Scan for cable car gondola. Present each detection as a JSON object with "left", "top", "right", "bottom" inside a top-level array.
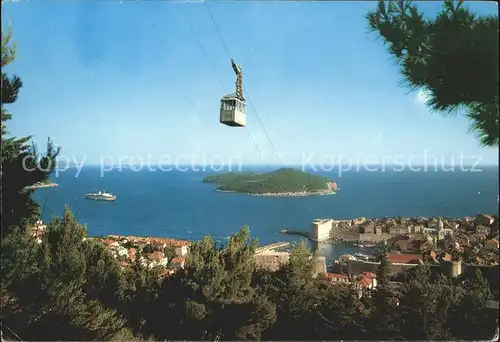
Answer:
[{"left": 220, "top": 59, "right": 246, "bottom": 127}]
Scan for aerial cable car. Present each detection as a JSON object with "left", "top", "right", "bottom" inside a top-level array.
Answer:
[{"left": 220, "top": 59, "right": 246, "bottom": 127}]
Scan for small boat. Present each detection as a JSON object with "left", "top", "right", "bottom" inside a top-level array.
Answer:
[
  {"left": 354, "top": 252, "right": 370, "bottom": 260},
  {"left": 363, "top": 244, "right": 376, "bottom": 248},
  {"left": 85, "top": 190, "right": 116, "bottom": 201}
]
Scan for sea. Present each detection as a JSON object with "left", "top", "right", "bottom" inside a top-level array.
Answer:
[{"left": 33, "top": 165, "right": 499, "bottom": 263}]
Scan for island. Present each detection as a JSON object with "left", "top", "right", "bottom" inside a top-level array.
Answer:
[{"left": 202, "top": 168, "right": 337, "bottom": 197}]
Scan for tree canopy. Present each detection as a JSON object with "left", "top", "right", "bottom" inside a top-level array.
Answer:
[
  {"left": 366, "top": 0, "right": 499, "bottom": 146},
  {"left": 1, "top": 24, "right": 60, "bottom": 237}
]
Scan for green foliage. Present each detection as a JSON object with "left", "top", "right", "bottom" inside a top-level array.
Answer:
[
  {"left": 366, "top": 0, "right": 499, "bottom": 146},
  {"left": 163, "top": 245, "right": 176, "bottom": 259},
  {"left": 1, "top": 26, "right": 60, "bottom": 237},
  {"left": 203, "top": 168, "right": 333, "bottom": 194},
  {"left": 1, "top": 207, "right": 136, "bottom": 340},
  {"left": 142, "top": 244, "right": 153, "bottom": 254},
  {"left": 122, "top": 240, "right": 137, "bottom": 249}
]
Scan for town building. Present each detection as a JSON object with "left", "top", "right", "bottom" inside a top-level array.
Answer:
[
  {"left": 102, "top": 239, "right": 119, "bottom": 248},
  {"left": 361, "top": 221, "right": 375, "bottom": 234},
  {"left": 387, "top": 253, "right": 423, "bottom": 265},
  {"left": 254, "top": 251, "right": 290, "bottom": 271},
  {"left": 128, "top": 248, "right": 136, "bottom": 262},
  {"left": 115, "top": 245, "right": 128, "bottom": 258},
  {"left": 353, "top": 217, "right": 366, "bottom": 225},
  {"left": 389, "top": 225, "right": 409, "bottom": 236},
  {"left": 323, "top": 273, "right": 349, "bottom": 284},
  {"left": 321, "top": 272, "right": 377, "bottom": 298},
  {"left": 159, "top": 269, "right": 175, "bottom": 280},
  {"left": 170, "top": 256, "right": 186, "bottom": 269},
  {"left": 409, "top": 225, "right": 423, "bottom": 234},
  {"left": 150, "top": 239, "right": 166, "bottom": 251},
  {"left": 147, "top": 251, "right": 168, "bottom": 269},
  {"left": 30, "top": 220, "right": 46, "bottom": 244},
  {"left": 484, "top": 239, "right": 499, "bottom": 251},
  {"left": 169, "top": 241, "right": 190, "bottom": 256},
  {"left": 476, "top": 225, "right": 491, "bottom": 236},
  {"left": 314, "top": 256, "right": 327, "bottom": 275}
]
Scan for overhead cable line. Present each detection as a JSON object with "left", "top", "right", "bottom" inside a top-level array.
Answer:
[
  {"left": 167, "top": 69, "right": 228, "bottom": 155},
  {"left": 204, "top": 1, "right": 285, "bottom": 167},
  {"left": 2, "top": 324, "right": 23, "bottom": 341},
  {"left": 181, "top": 6, "right": 228, "bottom": 94},
  {"left": 181, "top": 5, "right": 272, "bottom": 171}
]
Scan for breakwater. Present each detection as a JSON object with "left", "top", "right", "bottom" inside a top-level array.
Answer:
[
  {"left": 280, "top": 229, "right": 310, "bottom": 239},
  {"left": 279, "top": 229, "right": 387, "bottom": 245}
]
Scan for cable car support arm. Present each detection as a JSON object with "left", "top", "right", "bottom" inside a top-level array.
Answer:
[{"left": 231, "top": 59, "right": 245, "bottom": 102}]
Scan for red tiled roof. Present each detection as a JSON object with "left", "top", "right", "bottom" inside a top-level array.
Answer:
[
  {"left": 165, "top": 240, "right": 190, "bottom": 247},
  {"left": 102, "top": 239, "right": 115, "bottom": 245},
  {"left": 359, "top": 277, "right": 372, "bottom": 287},
  {"left": 128, "top": 248, "right": 136, "bottom": 254},
  {"left": 147, "top": 251, "right": 165, "bottom": 261},
  {"left": 159, "top": 269, "right": 176, "bottom": 279},
  {"left": 362, "top": 272, "right": 376, "bottom": 278},
  {"left": 387, "top": 253, "right": 421, "bottom": 264},
  {"left": 324, "top": 273, "right": 348, "bottom": 280},
  {"left": 150, "top": 239, "right": 166, "bottom": 245},
  {"left": 171, "top": 256, "right": 186, "bottom": 264},
  {"left": 130, "top": 236, "right": 190, "bottom": 247}
]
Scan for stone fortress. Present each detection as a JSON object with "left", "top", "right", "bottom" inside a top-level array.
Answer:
[{"left": 311, "top": 216, "right": 455, "bottom": 244}]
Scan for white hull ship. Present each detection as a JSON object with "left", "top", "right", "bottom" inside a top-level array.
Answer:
[{"left": 85, "top": 190, "right": 116, "bottom": 201}]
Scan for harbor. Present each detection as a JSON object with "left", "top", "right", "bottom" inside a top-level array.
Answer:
[
  {"left": 279, "top": 228, "right": 385, "bottom": 246},
  {"left": 279, "top": 227, "right": 383, "bottom": 267}
]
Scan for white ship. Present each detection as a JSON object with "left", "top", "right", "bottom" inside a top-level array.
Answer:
[{"left": 85, "top": 190, "right": 116, "bottom": 201}]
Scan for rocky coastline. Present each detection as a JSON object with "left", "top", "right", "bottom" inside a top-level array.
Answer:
[
  {"left": 249, "top": 190, "right": 336, "bottom": 197},
  {"left": 215, "top": 189, "right": 336, "bottom": 197},
  {"left": 24, "top": 182, "right": 59, "bottom": 190}
]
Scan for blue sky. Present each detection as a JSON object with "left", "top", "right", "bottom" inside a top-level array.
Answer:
[{"left": 2, "top": 0, "right": 499, "bottom": 166}]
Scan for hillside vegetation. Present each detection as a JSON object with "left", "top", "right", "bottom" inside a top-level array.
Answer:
[{"left": 202, "top": 168, "right": 334, "bottom": 194}]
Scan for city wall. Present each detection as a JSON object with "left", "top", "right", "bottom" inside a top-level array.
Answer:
[
  {"left": 311, "top": 218, "right": 391, "bottom": 242},
  {"left": 335, "top": 259, "right": 418, "bottom": 276},
  {"left": 335, "top": 260, "right": 499, "bottom": 296},
  {"left": 254, "top": 250, "right": 327, "bottom": 277}
]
